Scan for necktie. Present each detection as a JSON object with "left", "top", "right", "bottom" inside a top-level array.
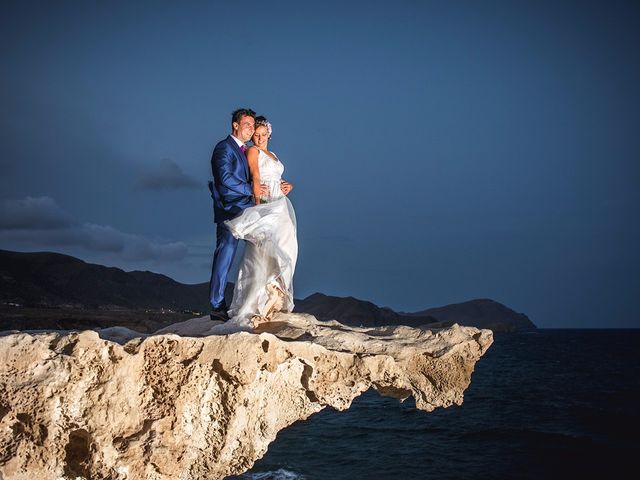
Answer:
[{"left": 240, "top": 145, "right": 246, "bottom": 153}]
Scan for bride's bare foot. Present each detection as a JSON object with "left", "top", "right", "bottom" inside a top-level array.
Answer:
[
  {"left": 252, "top": 282, "right": 287, "bottom": 330},
  {"left": 263, "top": 282, "right": 285, "bottom": 318},
  {"left": 251, "top": 315, "right": 268, "bottom": 330}
]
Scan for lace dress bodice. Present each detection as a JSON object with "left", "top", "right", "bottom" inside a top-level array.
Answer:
[{"left": 257, "top": 149, "right": 284, "bottom": 202}]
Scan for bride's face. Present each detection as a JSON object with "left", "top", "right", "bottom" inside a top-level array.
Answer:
[{"left": 252, "top": 126, "right": 270, "bottom": 149}]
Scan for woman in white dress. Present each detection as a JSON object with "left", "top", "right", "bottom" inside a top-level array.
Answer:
[{"left": 216, "top": 116, "right": 297, "bottom": 332}]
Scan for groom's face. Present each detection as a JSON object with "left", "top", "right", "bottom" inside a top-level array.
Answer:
[{"left": 233, "top": 115, "right": 255, "bottom": 143}]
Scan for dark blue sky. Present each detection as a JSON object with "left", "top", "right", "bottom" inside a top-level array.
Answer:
[{"left": 1, "top": 1, "right": 638, "bottom": 327}]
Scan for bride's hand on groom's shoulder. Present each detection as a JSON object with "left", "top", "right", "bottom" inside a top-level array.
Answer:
[{"left": 280, "top": 180, "right": 293, "bottom": 195}]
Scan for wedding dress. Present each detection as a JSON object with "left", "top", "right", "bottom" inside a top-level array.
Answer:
[{"left": 211, "top": 149, "right": 297, "bottom": 333}]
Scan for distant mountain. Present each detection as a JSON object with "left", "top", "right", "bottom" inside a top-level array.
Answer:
[
  {"left": 0, "top": 250, "right": 535, "bottom": 331},
  {"left": 0, "top": 249, "right": 211, "bottom": 312},
  {"left": 404, "top": 298, "right": 537, "bottom": 332},
  {"left": 295, "top": 292, "right": 437, "bottom": 327}
]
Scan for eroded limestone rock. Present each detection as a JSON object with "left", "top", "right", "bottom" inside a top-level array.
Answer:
[{"left": 0, "top": 313, "right": 492, "bottom": 479}]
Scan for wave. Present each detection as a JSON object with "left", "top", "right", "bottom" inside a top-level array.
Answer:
[{"left": 237, "top": 468, "right": 305, "bottom": 480}]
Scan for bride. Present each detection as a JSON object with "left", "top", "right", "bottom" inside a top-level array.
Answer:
[{"left": 213, "top": 116, "right": 297, "bottom": 332}]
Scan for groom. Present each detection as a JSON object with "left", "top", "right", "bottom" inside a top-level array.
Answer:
[{"left": 208, "top": 108, "right": 267, "bottom": 321}]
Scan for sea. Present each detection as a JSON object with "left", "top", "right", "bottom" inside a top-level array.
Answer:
[{"left": 230, "top": 329, "right": 640, "bottom": 480}]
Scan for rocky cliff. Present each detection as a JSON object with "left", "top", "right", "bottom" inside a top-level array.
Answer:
[{"left": 0, "top": 314, "right": 492, "bottom": 479}]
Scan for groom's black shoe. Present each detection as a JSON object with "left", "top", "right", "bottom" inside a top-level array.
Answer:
[{"left": 210, "top": 303, "right": 229, "bottom": 322}]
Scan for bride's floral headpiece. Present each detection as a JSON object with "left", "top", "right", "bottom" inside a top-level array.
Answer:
[{"left": 256, "top": 117, "right": 272, "bottom": 136}]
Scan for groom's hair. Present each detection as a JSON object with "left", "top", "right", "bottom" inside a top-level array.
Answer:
[{"left": 231, "top": 108, "right": 256, "bottom": 126}]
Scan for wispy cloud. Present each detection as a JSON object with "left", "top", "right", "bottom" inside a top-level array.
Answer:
[
  {"left": 0, "top": 196, "right": 72, "bottom": 229},
  {"left": 0, "top": 196, "right": 187, "bottom": 262},
  {"left": 136, "top": 159, "right": 201, "bottom": 191}
]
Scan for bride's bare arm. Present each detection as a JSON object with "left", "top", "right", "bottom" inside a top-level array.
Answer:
[{"left": 246, "top": 147, "right": 263, "bottom": 204}]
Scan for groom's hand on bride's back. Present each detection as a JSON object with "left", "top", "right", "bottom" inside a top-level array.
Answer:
[{"left": 280, "top": 180, "right": 293, "bottom": 195}]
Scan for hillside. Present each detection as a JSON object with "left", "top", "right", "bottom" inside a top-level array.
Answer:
[
  {"left": 0, "top": 250, "right": 536, "bottom": 331},
  {"left": 0, "top": 249, "right": 210, "bottom": 311},
  {"left": 406, "top": 298, "right": 537, "bottom": 332},
  {"left": 295, "top": 292, "right": 437, "bottom": 327}
]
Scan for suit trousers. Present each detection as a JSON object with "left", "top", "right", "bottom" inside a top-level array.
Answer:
[{"left": 209, "top": 222, "right": 239, "bottom": 308}]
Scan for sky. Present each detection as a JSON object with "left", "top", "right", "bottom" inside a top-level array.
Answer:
[{"left": 1, "top": 0, "right": 638, "bottom": 328}]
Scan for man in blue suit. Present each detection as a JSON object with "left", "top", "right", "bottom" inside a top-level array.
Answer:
[{"left": 208, "top": 108, "right": 267, "bottom": 321}]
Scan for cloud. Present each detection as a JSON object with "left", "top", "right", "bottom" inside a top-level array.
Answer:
[
  {"left": 137, "top": 159, "right": 201, "bottom": 191},
  {"left": 0, "top": 196, "right": 187, "bottom": 262},
  {"left": 80, "top": 224, "right": 187, "bottom": 261},
  {"left": 0, "top": 196, "right": 72, "bottom": 229}
]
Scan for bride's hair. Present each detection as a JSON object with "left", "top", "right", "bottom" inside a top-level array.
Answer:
[{"left": 254, "top": 116, "right": 272, "bottom": 136}]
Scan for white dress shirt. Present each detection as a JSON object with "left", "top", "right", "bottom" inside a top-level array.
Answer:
[{"left": 230, "top": 134, "right": 245, "bottom": 149}]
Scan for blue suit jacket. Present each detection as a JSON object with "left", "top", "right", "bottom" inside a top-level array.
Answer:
[{"left": 209, "top": 135, "right": 254, "bottom": 223}]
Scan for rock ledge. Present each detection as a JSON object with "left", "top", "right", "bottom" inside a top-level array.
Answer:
[{"left": 0, "top": 313, "right": 492, "bottom": 479}]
